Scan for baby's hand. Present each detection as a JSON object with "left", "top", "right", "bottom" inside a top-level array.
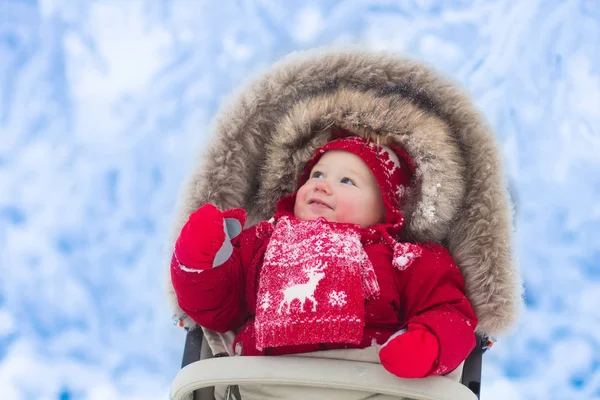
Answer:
[
  {"left": 378, "top": 323, "right": 439, "bottom": 378},
  {"left": 172, "top": 204, "right": 247, "bottom": 271}
]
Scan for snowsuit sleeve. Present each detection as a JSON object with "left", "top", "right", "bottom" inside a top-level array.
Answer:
[
  {"left": 170, "top": 227, "right": 262, "bottom": 333},
  {"left": 396, "top": 242, "right": 478, "bottom": 376}
]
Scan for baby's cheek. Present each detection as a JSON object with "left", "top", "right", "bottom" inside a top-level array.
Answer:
[
  {"left": 294, "top": 203, "right": 310, "bottom": 220},
  {"left": 334, "top": 199, "right": 357, "bottom": 223},
  {"left": 293, "top": 187, "right": 308, "bottom": 214}
]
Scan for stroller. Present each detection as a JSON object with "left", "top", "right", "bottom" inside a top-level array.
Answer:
[{"left": 166, "top": 49, "right": 522, "bottom": 400}]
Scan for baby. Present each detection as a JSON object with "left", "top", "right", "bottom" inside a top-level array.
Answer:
[{"left": 171, "top": 134, "right": 478, "bottom": 378}]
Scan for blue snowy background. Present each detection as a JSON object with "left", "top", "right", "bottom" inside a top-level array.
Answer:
[{"left": 1, "top": 0, "right": 599, "bottom": 399}]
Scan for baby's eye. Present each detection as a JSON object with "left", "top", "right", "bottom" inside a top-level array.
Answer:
[
  {"left": 340, "top": 177, "right": 356, "bottom": 186},
  {"left": 312, "top": 171, "right": 324, "bottom": 179}
]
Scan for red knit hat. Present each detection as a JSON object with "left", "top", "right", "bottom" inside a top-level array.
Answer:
[{"left": 298, "top": 135, "right": 415, "bottom": 227}]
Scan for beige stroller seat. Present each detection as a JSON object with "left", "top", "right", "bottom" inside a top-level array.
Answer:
[{"left": 165, "top": 48, "right": 522, "bottom": 400}]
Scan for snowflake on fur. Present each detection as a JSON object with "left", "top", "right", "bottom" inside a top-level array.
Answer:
[
  {"left": 260, "top": 291, "right": 272, "bottom": 311},
  {"left": 328, "top": 290, "right": 348, "bottom": 307}
]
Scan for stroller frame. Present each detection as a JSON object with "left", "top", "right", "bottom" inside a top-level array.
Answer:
[{"left": 172, "top": 329, "right": 488, "bottom": 400}]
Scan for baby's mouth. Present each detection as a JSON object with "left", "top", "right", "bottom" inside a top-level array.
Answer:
[{"left": 309, "top": 199, "right": 333, "bottom": 210}]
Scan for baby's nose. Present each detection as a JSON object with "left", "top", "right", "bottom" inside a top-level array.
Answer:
[{"left": 315, "top": 180, "right": 332, "bottom": 194}]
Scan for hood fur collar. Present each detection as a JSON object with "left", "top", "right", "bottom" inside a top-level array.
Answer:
[{"left": 166, "top": 48, "right": 522, "bottom": 338}]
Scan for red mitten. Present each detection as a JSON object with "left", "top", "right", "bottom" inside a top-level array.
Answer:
[
  {"left": 379, "top": 323, "right": 439, "bottom": 378},
  {"left": 172, "top": 204, "right": 247, "bottom": 271}
]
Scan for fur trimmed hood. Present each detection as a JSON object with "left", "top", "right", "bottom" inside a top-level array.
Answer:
[{"left": 165, "top": 48, "right": 522, "bottom": 338}]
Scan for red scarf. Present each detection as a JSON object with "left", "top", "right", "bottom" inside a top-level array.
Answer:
[{"left": 254, "top": 216, "right": 380, "bottom": 350}]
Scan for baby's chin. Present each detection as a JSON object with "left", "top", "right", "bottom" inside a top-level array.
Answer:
[
  {"left": 295, "top": 209, "right": 376, "bottom": 228},
  {"left": 294, "top": 210, "right": 335, "bottom": 223}
]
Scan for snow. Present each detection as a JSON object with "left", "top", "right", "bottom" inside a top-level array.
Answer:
[
  {"left": 1, "top": 1, "right": 599, "bottom": 399},
  {"left": 392, "top": 243, "right": 422, "bottom": 270}
]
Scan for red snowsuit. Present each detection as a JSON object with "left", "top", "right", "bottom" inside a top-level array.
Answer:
[{"left": 171, "top": 201, "right": 478, "bottom": 376}]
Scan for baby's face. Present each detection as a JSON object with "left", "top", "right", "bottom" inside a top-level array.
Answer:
[{"left": 294, "top": 150, "right": 385, "bottom": 228}]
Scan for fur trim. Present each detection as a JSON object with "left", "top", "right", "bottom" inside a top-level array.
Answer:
[{"left": 166, "top": 48, "right": 522, "bottom": 338}]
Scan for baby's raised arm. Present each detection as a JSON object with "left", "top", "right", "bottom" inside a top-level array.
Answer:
[{"left": 170, "top": 204, "right": 249, "bottom": 332}]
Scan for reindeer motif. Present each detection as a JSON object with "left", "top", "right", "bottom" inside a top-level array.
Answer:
[{"left": 278, "top": 261, "right": 327, "bottom": 314}]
